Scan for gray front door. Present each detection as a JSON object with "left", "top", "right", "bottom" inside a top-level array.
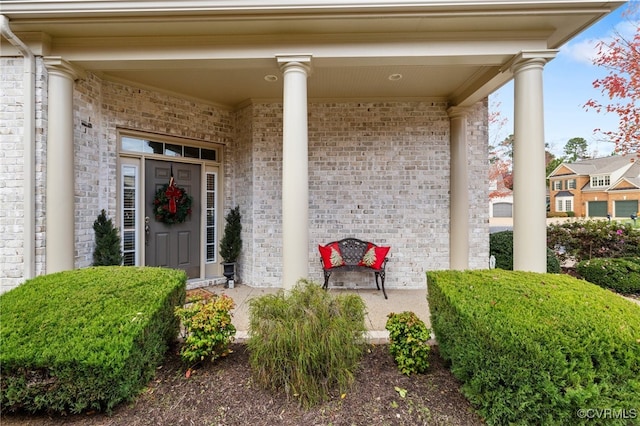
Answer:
[{"left": 145, "top": 159, "right": 201, "bottom": 279}]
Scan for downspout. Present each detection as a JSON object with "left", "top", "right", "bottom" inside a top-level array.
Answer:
[{"left": 1, "top": 15, "right": 36, "bottom": 280}]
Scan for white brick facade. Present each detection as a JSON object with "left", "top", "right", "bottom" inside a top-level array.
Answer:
[
  {"left": 1, "top": 60, "right": 489, "bottom": 292},
  {"left": 0, "top": 57, "right": 47, "bottom": 292}
]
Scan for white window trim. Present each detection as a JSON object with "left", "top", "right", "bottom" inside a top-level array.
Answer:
[
  {"left": 120, "top": 159, "right": 140, "bottom": 266},
  {"left": 556, "top": 196, "right": 574, "bottom": 212}
]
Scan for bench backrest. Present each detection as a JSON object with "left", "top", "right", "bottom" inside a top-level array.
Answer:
[{"left": 327, "top": 238, "right": 371, "bottom": 266}]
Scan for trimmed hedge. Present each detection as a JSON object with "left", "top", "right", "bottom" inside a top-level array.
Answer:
[
  {"left": 576, "top": 257, "right": 640, "bottom": 294},
  {"left": 0, "top": 266, "right": 186, "bottom": 414},
  {"left": 490, "top": 230, "right": 561, "bottom": 273},
  {"left": 427, "top": 270, "right": 640, "bottom": 425}
]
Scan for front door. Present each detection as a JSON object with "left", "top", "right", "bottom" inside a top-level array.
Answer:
[{"left": 145, "top": 159, "right": 201, "bottom": 279}]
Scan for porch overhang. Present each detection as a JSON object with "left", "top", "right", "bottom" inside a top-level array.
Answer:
[{"left": 1, "top": 0, "right": 625, "bottom": 108}]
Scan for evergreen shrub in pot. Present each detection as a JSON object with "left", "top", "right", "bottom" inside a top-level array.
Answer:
[{"left": 219, "top": 206, "right": 242, "bottom": 285}]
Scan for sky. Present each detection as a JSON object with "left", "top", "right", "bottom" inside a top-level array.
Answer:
[{"left": 489, "top": 2, "right": 638, "bottom": 159}]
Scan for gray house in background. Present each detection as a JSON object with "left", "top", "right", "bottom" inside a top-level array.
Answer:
[{"left": 0, "top": 0, "right": 625, "bottom": 293}]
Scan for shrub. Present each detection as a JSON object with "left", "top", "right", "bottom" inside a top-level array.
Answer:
[
  {"left": 0, "top": 266, "right": 186, "bottom": 414},
  {"left": 385, "top": 311, "right": 431, "bottom": 375},
  {"left": 92, "top": 209, "right": 122, "bottom": 266},
  {"left": 547, "top": 219, "right": 640, "bottom": 264},
  {"left": 219, "top": 206, "right": 242, "bottom": 263},
  {"left": 247, "top": 280, "right": 367, "bottom": 408},
  {"left": 489, "top": 230, "right": 561, "bottom": 273},
  {"left": 175, "top": 293, "right": 236, "bottom": 366},
  {"left": 427, "top": 270, "right": 640, "bottom": 426},
  {"left": 576, "top": 257, "right": 640, "bottom": 294},
  {"left": 547, "top": 212, "right": 568, "bottom": 218}
]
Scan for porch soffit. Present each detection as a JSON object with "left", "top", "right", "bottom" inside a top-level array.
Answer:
[{"left": 1, "top": 0, "right": 626, "bottom": 108}]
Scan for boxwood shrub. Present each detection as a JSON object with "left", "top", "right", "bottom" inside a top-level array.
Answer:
[
  {"left": 0, "top": 266, "right": 186, "bottom": 414},
  {"left": 427, "top": 269, "right": 640, "bottom": 425},
  {"left": 490, "top": 230, "right": 561, "bottom": 273},
  {"left": 576, "top": 257, "right": 640, "bottom": 294}
]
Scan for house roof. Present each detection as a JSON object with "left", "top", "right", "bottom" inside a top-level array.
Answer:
[
  {"left": 549, "top": 153, "right": 640, "bottom": 178},
  {"left": 1, "top": 0, "right": 626, "bottom": 108},
  {"left": 610, "top": 162, "right": 640, "bottom": 190},
  {"left": 552, "top": 153, "right": 640, "bottom": 191}
]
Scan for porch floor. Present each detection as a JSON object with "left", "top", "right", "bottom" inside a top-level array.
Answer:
[{"left": 192, "top": 283, "right": 430, "bottom": 344}]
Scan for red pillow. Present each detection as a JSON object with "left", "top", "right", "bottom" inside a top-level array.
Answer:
[
  {"left": 318, "top": 243, "right": 345, "bottom": 268},
  {"left": 359, "top": 244, "right": 390, "bottom": 270}
]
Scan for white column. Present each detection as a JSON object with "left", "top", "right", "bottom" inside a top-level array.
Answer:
[
  {"left": 511, "top": 51, "right": 556, "bottom": 272},
  {"left": 278, "top": 55, "right": 312, "bottom": 290},
  {"left": 448, "top": 106, "right": 470, "bottom": 270},
  {"left": 44, "top": 58, "right": 81, "bottom": 273}
]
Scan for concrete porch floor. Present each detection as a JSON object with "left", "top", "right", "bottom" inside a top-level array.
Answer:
[{"left": 191, "top": 283, "right": 430, "bottom": 344}]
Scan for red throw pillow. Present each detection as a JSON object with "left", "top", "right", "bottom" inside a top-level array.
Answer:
[
  {"left": 359, "top": 244, "right": 390, "bottom": 270},
  {"left": 318, "top": 243, "right": 345, "bottom": 268}
]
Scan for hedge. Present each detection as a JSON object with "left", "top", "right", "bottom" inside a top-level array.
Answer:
[
  {"left": 0, "top": 266, "right": 186, "bottom": 414},
  {"left": 427, "top": 270, "right": 640, "bottom": 425},
  {"left": 547, "top": 220, "right": 640, "bottom": 264},
  {"left": 576, "top": 257, "right": 640, "bottom": 294},
  {"left": 489, "top": 230, "right": 561, "bottom": 273}
]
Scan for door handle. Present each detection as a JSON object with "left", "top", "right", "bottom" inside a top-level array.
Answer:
[{"left": 145, "top": 216, "right": 150, "bottom": 246}]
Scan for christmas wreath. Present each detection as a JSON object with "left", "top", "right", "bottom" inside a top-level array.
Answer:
[{"left": 153, "top": 179, "right": 193, "bottom": 225}]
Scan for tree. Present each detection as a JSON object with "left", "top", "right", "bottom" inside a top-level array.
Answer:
[
  {"left": 563, "top": 137, "right": 589, "bottom": 162},
  {"left": 489, "top": 134, "right": 514, "bottom": 199},
  {"left": 93, "top": 209, "right": 122, "bottom": 266},
  {"left": 219, "top": 206, "right": 242, "bottom": 263},
  {"left": 584, "top": 5, "right": 640, "bottom": 154},
  {"left": 545, "top": 156, "right": 563, "bottom": 186}
]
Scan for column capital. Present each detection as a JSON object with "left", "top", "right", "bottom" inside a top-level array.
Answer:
[
  {"left": 276, "top": 54, "right": 312, "bottom": 73},
  {"left": 44, "top": 56, "right": 85, "bottom": 80},
  {"left": 447, "top": 105, "right": 471, "bottom": 119},
  {"left": 502, "top": 50, "right": 558, "bottom": 74}
]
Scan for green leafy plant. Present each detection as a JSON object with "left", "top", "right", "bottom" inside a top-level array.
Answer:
[
  {"left": 219, "top": 206, "right": 242, "bottom": 263},
  {"left": 247, "top": 280, "right": 367, "bottom": 408},
  {"left": 0, "top": 267, "right": 185, "bottom": 414},
  {"left": 175, "top": 293, "right": 236, "bottom": 366},
  {"left": 385, "top": 311, "right": 431, "bottom": 375},
  {"left": 547, "top": 219, "right": 640, "bottom": 264},
  {"left": 92, "top": 209, "right": 123, "bottom": 266},
  {"left": 490, "top": 230, "right": 561, "bottom": 272},
  {"left": 427, "top": 269, "right": 640, "bottom": 425},
  {"left": 576, "top": 257, "right": 640, "bottom": 294}
]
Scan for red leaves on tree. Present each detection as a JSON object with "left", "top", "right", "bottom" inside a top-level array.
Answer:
[{"left": 584, "top": 8, "right": 640, "bottom": 154}]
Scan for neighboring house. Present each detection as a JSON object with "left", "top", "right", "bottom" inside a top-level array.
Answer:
[
  {"left": 548, "top": 153, "right": 640, "bottom": 218},
  {"left": 489, "top": 167, "right": 513, "bottom": 218},
  {"left": 0, "top": 1, "right": 625, "bottom": 293}
]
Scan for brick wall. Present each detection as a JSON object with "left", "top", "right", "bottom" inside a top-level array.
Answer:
[
  {"left": 73, "top": 76, "right": 235, "bottom": 270},
  {"left": 237, "top": 100, "right": 489, "bottom": 288},
  {"left": 0, "top": 57, "right": 47, "bottom": 293},
  {"left": 2, "top": 64, "right": 489, "bottom": 292}
]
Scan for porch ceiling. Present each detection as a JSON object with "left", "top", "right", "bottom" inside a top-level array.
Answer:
[{"left": 1, "top": 0, "right": 625, "bottom": 108}]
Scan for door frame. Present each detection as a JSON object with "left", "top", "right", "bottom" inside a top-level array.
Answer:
[{"left": 116, "top": 129, "right": 224, "bottom": 280}]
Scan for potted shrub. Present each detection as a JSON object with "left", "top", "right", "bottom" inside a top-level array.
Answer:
[
  {"left": 219, "top": 206, "right": 242, "bottom": 286},
  {"left": 93, "top": 209, "right": 123, "bottom": 266}
]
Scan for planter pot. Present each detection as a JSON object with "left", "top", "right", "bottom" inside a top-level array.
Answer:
[{"left": 222, "top": 262, "right": 236, "bottom": 287}]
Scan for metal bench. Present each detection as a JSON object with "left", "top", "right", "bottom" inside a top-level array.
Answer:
[{"left": 318, "top": 238, "right": 390, "bottom": 299}]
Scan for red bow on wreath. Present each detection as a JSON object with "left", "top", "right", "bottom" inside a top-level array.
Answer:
[
  {"left": 152, "top": 165, "right": 193, "bottom": 225},
  {"left": 165, "top": 175, "right": 181, "bottom": 214}
]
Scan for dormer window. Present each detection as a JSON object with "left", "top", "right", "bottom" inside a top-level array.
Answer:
[{"left": 591, "top": 175, "right": 610, "bottom": 188}]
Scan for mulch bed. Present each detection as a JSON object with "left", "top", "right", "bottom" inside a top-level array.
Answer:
[{"left": 1, "top": 343, "right": 484, "bottom": 426}]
